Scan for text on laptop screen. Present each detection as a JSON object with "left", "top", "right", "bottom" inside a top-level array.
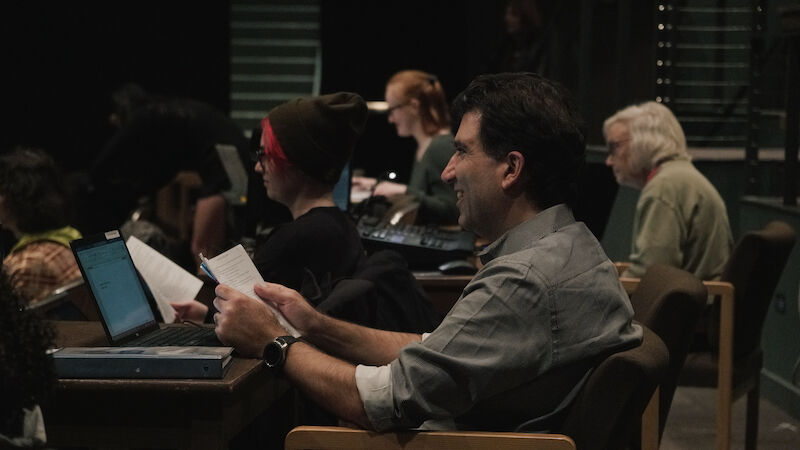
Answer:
[{"left": 75, "top": 238, "right": 155, "bottom": 338}]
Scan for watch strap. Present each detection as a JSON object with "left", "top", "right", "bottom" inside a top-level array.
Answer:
[
  {"left": 276, "top": 335, "right": 300, "bottom": 347},
  {"left": 263, "top": 335, "right": 302, "bottom": 371}
]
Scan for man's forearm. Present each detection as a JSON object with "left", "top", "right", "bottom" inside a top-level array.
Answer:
[
  {"left": 283, "top": 342, "right": 373, "bottom": 429},
  {"left": 307, "top": 312, "right": 421, "bottom": 366}
]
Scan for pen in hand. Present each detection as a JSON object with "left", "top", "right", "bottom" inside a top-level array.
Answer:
[{"left": 198, "top": 253, "right": 218, "bottom": 283}]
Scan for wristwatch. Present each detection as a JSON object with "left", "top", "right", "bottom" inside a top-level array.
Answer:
[{"left": 262, "top": 335, "right": 301, "bottom": 371}]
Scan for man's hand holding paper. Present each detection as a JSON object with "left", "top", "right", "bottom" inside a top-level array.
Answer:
[
  {"left": 253, "top": 282, "right": 320, "bottom": 334},
  {"left": 214, "top": 282, "right": 320, "bottom": 358},
  {"left": 212, "top": 283, "right": 283, "bottom": 357},
  {"left": 203, "top": 245, "right": 301, "bottom": 338}
]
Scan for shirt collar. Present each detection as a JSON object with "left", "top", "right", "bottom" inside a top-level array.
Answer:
[
  {"left": 645, "top": 157, "right": 682, "bottom": 185},
  {"left": 479, "top": 204, "right": 576, "bottom": 265},
  {"left": 646, "top": 166, "right": 660, "bottom": 184}
]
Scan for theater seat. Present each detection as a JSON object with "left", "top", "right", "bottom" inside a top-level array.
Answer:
[{"left": 285, "top": 326, "right": 669, "bottom": 450}]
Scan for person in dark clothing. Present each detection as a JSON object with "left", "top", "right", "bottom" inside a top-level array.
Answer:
[
  {"left": 486, "top": 0, "right": 547, "bottom": 74},
  {"left": 252, "top": 208, "right": 363, "bottom": 302},
  {"left": 0, "top": 269, "right": 56, "bottom": 447},
  {"left": 86, "top": 83, "right": 250, "bottom": 264},
  {"left": 172, "top": 92, "right": 370, "bottom": 321},
  {"left": 484, "top": 1, "right": 579, "bottom": 91},
  {"left": 174, "top": 93, "right": 437, "bottom": 434}
]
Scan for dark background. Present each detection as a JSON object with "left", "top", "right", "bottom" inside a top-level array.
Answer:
[
  {"left": 1, "top": 2, "right": 231, "bottom": 170},
  {"left": 1, "top": 1, "right": 654, "bottom": 172},
  {"left": 1, "top": 0, "right": 655, "bottom": 240},
  {"left": 319, "top": 1, "right": 504, "bottom": 181}
]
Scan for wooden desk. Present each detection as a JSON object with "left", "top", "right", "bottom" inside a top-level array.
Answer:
[
  {"left": 414, "top": 272, "right": 473, "bottom": 319},
  {"left": 44, "top": 321, "right": 289, "bottom": 450}
]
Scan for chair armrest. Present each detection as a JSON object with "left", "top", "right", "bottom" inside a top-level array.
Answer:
[
  {"left": 26, "top": 277, "right": 85, "bottom": 318},
  {"left": 26, "top": 290, "right": 71, "bottom": 317},
  {"left": 641, "top": 387, "right": 660, "bottom": 450},
  {"left": 285, "top": 426, "right": 576, "bottom": 450},
  {"left": 703, "top": 280, "right": 735, "bottom": 450},
  {"left": 615, "top": 261, "right": 637, "bottom": 295},
  {"left": 619, "top": 276, "right": 640, "bottom": 295}
]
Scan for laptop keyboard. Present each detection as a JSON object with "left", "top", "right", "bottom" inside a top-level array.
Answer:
[{"left": 128, "top": 327, "right": 220, "bottom": 347}]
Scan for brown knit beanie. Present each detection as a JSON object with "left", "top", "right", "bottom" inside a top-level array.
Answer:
[{"left": 268, "top": 92, "right": 368, "bottom": 184}]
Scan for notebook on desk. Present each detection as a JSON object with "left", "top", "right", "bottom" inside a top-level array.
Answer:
[{"left": 70, "top": 230, "right": 221, "bottom": 347}]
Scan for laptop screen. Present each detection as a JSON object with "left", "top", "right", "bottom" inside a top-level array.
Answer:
[
  {"left": 72, "top": 231, "right": 157, "bottom": 341},
  {"left": 332, "top": 162, "right": 351, "bottom": 212}
]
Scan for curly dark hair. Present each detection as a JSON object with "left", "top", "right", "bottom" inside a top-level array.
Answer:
[
  {"left": 0, "top": 148, "right": 74, "bottom": 234},
  {"left": 451, "top": 72, "right": 586, "bottom": 210},
  {"left": 0, "top": 269, "right": 56, "bottom": 437}
]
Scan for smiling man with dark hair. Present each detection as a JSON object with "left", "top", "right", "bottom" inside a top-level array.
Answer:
[{"left": 212, "top": 73, "right": 641, "bottom": 432}]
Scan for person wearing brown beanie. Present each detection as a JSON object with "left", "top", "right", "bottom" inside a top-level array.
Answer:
[
  {"left": 175, "top": 93, "right": 439, "bottom": 431},
  {"left": 172, "top": 92, "right": 368, "bottom": 319}
]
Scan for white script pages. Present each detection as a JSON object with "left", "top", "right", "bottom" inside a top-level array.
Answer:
[
  {"left": 126, "top": 236, "right": 203, "bottom": 324},
  {"left": 202, "top": 244, "right": 301, "bottom": 337}
]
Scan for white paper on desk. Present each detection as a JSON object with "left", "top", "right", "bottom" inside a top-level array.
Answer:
[
  {"left": 206, "top": 244, "right": 301, "bottom": 337},
  {"left": 126, "top": 236, "right": 203, "bottom": 324}
]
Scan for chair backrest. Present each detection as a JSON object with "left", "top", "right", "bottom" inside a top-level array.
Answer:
[
  {"left": 629, "top": 264, "right": 708, "bottom": 438},
  {"left": 380, "top": 194, "right": 420, "bottom": 226},
  {"left": 558, "top": 326, "right": 669, "bottom": 450},
  {"left": 27, "top": 278, "right": 97, "bottom": 321},
  {"left": 285, "top": 426, "right": 578, "bottom": 450},
  {"left": 718, "top": 221, "right": 796, "bottom": 358}
]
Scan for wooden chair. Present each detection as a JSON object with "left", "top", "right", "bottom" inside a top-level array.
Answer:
[
  {"left": 286, "top": 427, "right": 576, "bottom": 450},
  {"left": 619, "top": 265, "right": 735, "bottom": 450},
  {"left": 623, "top": 264, "right": 708, "bottom": 442},
  {"left": 681, "top": 221, "right": 795, "bottom": 450},
  {"left": 285, "top": 327, "right": 669, "bottom": 450},
  {"left": 618, "top": 220, "right": 796, "bottom": 450}
]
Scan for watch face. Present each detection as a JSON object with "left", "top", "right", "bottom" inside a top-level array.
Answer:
[{"left": 263, "top": 341, "right": 283, "bottom": 367}]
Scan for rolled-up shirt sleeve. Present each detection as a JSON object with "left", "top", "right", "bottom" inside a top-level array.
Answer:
[
  {"left": 354, "top": 333, "right": 433, "bottom": 431},
  {"left": 355, "top": 364, "right": 395, "bottom": 431}
]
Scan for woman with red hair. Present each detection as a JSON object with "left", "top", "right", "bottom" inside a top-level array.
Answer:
[
  {"left": 172, "top": 92, "right": 368, "bottom": 321},
  {"left": 353, "top": 70, "right": 459, "bottom": 225}
]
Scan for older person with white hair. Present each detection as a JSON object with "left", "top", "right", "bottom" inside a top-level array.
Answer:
[{"left": 604, "top": 101, "right": 733, "bottom": 280}]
